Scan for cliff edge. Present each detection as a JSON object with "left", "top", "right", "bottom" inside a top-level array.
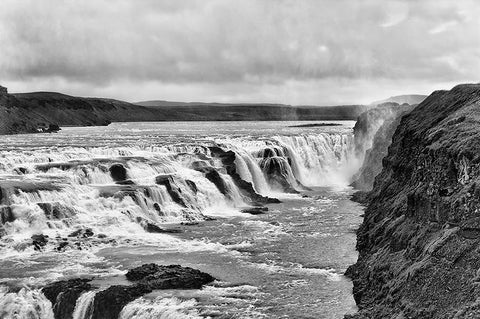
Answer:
[{"left": 347, "top": 84, "right": 480, "bottom": 318}]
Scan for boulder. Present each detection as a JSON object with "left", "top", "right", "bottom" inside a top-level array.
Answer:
[
  {"left": 31, "top": 234, "right": 49, "bottom": 251},
  {"left": 47, "top": 124, "right": 61, "bottom": 133},
  {"left": 126, "top": 263, "right": 215, "bottom": 289},
  {"left": 68, "top": 228, "right": 94, "bottom": 238},
  {"left": 42, "top": 263, "right": 214, "bottom": 319},
  {"left": 241, "top": 206, "right": 269, "bottom": 215},
  {"left": 109, "top": 164, "right": 128, "bottom": 183},
  {"left": 144, "top": 222, "right": 182, "bottom": 234}
]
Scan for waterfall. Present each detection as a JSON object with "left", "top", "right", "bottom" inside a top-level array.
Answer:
[
  {"left": 0, "top": 287, "right": 54, "bottom": 319},
  {"left": 0, "top": 131, "right": 358, "bottom": 250},
  {"left": 119, "top": 297, "right": 202, "bottom": 319},
  {"left": 234, "top": 149, "right": 270, "bottom": 195},
  {"left": 72, "top": 291, "right": 96, "bottom": 319},
  {"left": 271, "top": 134, "right": 360, "bottom": 186}
]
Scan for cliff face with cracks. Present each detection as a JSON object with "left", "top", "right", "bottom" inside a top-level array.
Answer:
[{"left": 347, "top": 84, "right": 480, "bottom": 318}]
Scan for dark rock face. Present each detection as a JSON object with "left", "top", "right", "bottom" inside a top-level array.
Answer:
[
  {"left": 144, "top": 222, "right": 182, "bottom": 233},
  {"left": 347, "top": 84, "right": 480, "bottom": 318},
  {"left": 41, "top": 264, "right": 214, "bottom": 319},
  {"left": 0, "top": 85, "right": 7, "bottom": 95},
  {"left": 259, "top": 156, "right": 298, "bottom": 193},
  {"left": 126, "top": 263, "right": 215, "bottom": 289},
  {"left": 31, "top": 234, "right": 49, "bottom": 251},
  {"left": 351, "top": 104, "right": 415, "bottom": 191},
  {"left": 0, "top": 206, "right": 14, "bottom": 224},
  {"left": 42, "top": 278, "right": 92, "bottom": 319},
  {"left": 68, "top": 228, "right": 94, "bottom": 238},
  {"left": 91, "top": 285, "right": 151, "bottom": 319},
  {"left": 109, "top": 164, "right": 128, "bottom": 182},
  {"left": 241, "top": 207, "right": 269, "bottom": 215},
  {"left": 47, "top": 123, "right": 61, "bottom": 132}
]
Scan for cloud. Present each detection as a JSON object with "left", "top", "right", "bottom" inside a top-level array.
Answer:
[{"left": 0, "top": 0, "right": 479, "bottom": 104}]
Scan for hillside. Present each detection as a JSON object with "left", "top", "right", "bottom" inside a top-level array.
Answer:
[
  {"left": 370, "top": 94, "right": 427, "bottom": 106},
  {"left": 136, "top": 100, "right": 368, "bottom": 121},
  {"left": 0, "top": 85, "right": 426, "bottom": 135},
  {"left": 347, "top": 84, "right": 480, "bottom": 318},
  {"left": 0, "top": 85, "right": 372, "bottom": 135},
  {"left": 0, "top": 87, "right": 166, "bottom": 134},
  {"left": 13, "top": 92, "right": 161, "bottom": 126}
]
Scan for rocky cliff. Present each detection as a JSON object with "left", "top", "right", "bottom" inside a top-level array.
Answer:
[{"left": 347, "top": 84, "right": 480, "bottom": 318}]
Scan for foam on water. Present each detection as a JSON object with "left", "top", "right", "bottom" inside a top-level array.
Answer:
[
  {"left": 0, "top": 287, "right": 54, "bottom": 319},
  {"left": 0, "top": 121, "right": 363, "bottom": 318},
  {"left": 119, "top": 297, "right": 202, "bottom": 319}
]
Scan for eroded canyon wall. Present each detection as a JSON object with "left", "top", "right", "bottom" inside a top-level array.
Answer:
[{"left": 347, "top": 84, "right": 480, "bottom": 318}]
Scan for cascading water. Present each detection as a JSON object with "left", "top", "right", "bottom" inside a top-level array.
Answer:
[
  {"left": 0, "top": 120, "right": 364, "bottom": 319},
  {"left": 0, "top": 287, "right": 54, "bottom": 319},
  {"left": 72, "top": 291, "right": 96, "bottom": 319}
]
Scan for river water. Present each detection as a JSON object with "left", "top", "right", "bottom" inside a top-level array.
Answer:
[{"left": 0, "top": 121, "right": 364, "bottom": 318}]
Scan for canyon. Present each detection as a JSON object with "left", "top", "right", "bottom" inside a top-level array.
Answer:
[{"left": 347, "top": 83, "right": 480, "bottom": 318}]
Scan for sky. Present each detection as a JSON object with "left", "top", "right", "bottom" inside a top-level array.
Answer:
[{"left": 0, "top": 0, "right": 479, "bottom": 105}]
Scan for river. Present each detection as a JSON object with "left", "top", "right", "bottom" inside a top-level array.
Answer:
[{"left": 0, "top": 121, "right": 364, "bottom": 318}]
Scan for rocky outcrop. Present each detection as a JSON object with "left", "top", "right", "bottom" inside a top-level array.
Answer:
[
  {"left": 352, "top": 104, "right": 415, "bottom": 191},
  {"left": 108, "top": 163, "right": 134, "bottom": 185},
  {"left": 347, "top": 84, "right": 480, "bottom": 318},
  {"left": 126, "top": 263, "right": 215, "bottom": 289},
  {"left": 42, "top": 278, "right": 93, "bottom": 319},
  {"left": 260, "top": 156, "right": 299, "bottom": 193},
  {"left": 42, "top": 263, "right": 214, "bottom": 319},
  {"left": 31, "top": 234, "right": 49, "bottom": 251},
  {"left": 91, "top": 284, "right": 151, "bottom": 319}
]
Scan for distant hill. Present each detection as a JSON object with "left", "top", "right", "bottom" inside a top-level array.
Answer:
[
  {"left": 0, "top": 89, "right": 162, "bottom": 134},
  {"left": 370, "top": 94, "right": 427, "bottom": 106},
  {"left": 0, "top": 85, "right": 370, "bottom": 135},
  {"left": 136, "top": 100, "right": 287, "bottom": 108},
  {"left": 135, "top": 100, "right": 368, "bottom": 121}
]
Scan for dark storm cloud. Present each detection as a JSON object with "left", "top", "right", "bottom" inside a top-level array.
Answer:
[{"left": 0, "top": 0, "right": 479, "bottom": 104}]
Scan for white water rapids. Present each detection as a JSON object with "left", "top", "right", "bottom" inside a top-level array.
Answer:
[{"left": 0, "top": 121, "right": 364, "bottom": 319}]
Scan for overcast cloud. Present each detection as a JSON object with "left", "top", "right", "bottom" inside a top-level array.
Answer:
[{"left": 0, "top": 0, "right": 479, "bottom": 104}]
